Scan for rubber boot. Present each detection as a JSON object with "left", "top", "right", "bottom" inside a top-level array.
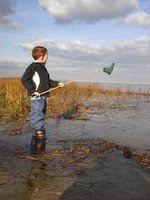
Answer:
[
  {"left": 30, "top": 136, "right": 46, "bottom": 154},
  {"left": 32, "top": 129, "right": 46, "bottom": 140},
  {"left": 30, "top": 129, "right": 46, "bottom": 154}
]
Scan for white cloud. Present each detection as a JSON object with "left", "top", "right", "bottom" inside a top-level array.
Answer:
[
  {"left": 38, "top": 0, "right": 150, "bottom": 27},
  {"left": 2, "top": 35, "right": 150, "bottom": 83},
  {"left": 0, "top": 0, "right": 21, "bottom": 30},
  {"left": 0, "top": 15, "right": 21, "bottom": 30},
  {"left": 17, "top": 36, "right": 150, "bottom": 68},
  {"left": 15, "top": 36, "right": 150, "bottom": 83},
  {"left": 114, "top": 11, "right": 150, "bottom": 27},
  {"left": 38, "top": 0, "right": 137, "bottom": 23}
]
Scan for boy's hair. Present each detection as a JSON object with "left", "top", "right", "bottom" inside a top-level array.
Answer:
[{"left": 32, "top": 46, "right": 48, "bottom": 60}]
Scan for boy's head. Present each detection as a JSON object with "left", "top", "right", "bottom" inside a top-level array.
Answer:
[{"left": 32, "top": 46, "right": 48, "bottom": 63}]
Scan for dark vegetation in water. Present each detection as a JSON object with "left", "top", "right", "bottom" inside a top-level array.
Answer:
[
  {"left": 16, "top": 139, "right": 150, "bottom": 170},
  {"left": 123, "top": 148, "right": 150, "bottom": 168}
]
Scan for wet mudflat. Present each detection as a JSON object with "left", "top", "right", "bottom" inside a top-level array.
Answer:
[{"left": 0, "top": 96, "right": 150, "bottom": 200}]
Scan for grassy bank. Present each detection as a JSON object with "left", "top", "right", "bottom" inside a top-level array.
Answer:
[{"left": 0, "top": 77, "right": 149, "bottom": 122}]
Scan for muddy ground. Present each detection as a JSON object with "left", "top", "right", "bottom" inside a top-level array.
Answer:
[{"left": 0, "top": 96, "right": 150, "bottom": 200}]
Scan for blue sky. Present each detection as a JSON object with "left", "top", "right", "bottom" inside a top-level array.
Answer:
[{"left": 0, "top": 0, "right": 150, "bottom": 83}]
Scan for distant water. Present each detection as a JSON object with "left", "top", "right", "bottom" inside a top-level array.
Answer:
[{"left": 80, "top": 82, "right": 150, "bottom": 92}]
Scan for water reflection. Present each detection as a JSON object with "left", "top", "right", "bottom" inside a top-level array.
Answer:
[
  {"left": 21, "top": 161, "right": 50, "bottom": 200},
  {"left": 30, "top": 136, "right": 46, "bottom": 154},
  {"left": 20, "top": 138, "right": 47, "bottom": 199}
]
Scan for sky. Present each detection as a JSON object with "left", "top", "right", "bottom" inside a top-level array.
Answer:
[{"left": 0, "top": 0, "right": 150, "bottom": 84}]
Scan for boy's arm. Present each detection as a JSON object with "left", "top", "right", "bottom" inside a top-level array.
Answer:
[
  {"left": 49, "top": 79, "right": 59, "bottom": 88},
  {"left": 21, "top": 65, "right": 36, "bottom": 95}
]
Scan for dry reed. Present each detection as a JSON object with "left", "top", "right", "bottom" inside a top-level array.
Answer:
[{"left": 0, "top": 78, "right": 149, "bottom": 122}]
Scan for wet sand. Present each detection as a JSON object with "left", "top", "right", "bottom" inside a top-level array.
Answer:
[{"left": 0, "top": 96, "right": 150, "bottom": 200}]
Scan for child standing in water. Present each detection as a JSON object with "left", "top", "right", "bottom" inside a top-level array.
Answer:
[{"left": 21, "top": 46, "right": 64, "bottom": 150}]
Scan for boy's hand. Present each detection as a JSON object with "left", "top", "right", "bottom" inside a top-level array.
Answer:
[
  {"left": 32, "top": 92, "right": 40, "bottom": 97},
  {"left": 58, "top": 82, "right": 64, "bottom": 88}
]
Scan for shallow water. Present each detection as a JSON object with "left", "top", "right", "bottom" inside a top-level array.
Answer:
[
  {"left": 46, "top": 96, "right": 150, "bottom": 149},
  {"left": 0, "top": 96, "right": 150, "bottom": 200}
]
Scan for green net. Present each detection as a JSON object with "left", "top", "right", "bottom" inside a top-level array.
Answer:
[{"left": 103, "top": 63, "right": 115, "bottom": 75}]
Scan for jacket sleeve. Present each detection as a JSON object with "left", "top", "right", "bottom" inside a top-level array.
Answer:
[
  {"left": 49, "top": 79, "right": 59, "bottom": 88},
  {"left": 21, "top": 64, "right": 36, "bottom": 95}
]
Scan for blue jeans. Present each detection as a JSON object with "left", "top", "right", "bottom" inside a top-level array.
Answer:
[{"left": 30, "top": 97, "right": 46, "bottom": 130}]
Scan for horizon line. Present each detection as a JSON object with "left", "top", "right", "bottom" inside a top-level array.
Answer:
[{"left": 0, "top": 77, "right": 150, "bottom": 85}]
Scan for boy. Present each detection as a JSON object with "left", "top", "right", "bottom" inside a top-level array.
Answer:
[{"left": 21, "top": 46, "right": 64, "bottom": 149}]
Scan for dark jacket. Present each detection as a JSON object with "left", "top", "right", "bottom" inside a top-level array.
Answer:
[{"left": 21, "top": 62, "right": 59, "bottom": 96}]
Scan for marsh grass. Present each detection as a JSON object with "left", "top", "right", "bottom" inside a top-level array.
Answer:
[
  {"left": 0, "top": 78, "right": 149, "bottom": 122},
  {"left": 0, "top": 78, "right": 29, "bottom": 120}
]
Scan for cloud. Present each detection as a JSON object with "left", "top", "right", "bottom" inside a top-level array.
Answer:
[
  {"left": 2, "top": 35, "right": 150, "bottom": 83},
  {"left": 16, "top": 36, "right": 150, "bottom": 83},
  {"left": 0, "top": 59, "right": 27, "bottom": 77},
  {"left": 38, "top": 0, "right": 137, "bottom": 23},
  {"left": 114, "top": 11, "right": 150, "bottom": 27},
  {"left": 17, "top": 36, "right": 150, "bottom": 69},
  {"left": 0, "top": 16, "right": 21, "bottom": 30},
  {"left": 0, "top": 0, "right": 21, "bottom": 30}
]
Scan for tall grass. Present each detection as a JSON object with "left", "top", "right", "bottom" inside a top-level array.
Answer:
[
  {"left": 0, "top": 78, "right": 29, "bottom": 120},
  {"left": 0, "top": 78, "right": 149, "bottom": 121}
]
